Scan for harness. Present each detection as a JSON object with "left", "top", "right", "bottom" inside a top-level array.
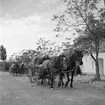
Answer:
[{"left": 62, "top": 60, "right": 79, "bottom": 75}]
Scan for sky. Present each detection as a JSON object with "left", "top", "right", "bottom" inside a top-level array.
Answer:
[{"left": 0, "top": 0, "right": 73, "bottom": 59}]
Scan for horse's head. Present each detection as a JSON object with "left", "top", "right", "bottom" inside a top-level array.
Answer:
[
  {"left": 74, "top": 50, "right": 83, "bottom": 65},
  {"left": 43, "top": 55, "right": 50, "bottom": 60},
  {"left": 59, "top": 54, "right": 67, "bottom": 70},
  {"left": 39, "top": 55, "right": 50, "bottom": 64},
  {"left": 20, "top": 63, "right": 25, "bottom": 67}
]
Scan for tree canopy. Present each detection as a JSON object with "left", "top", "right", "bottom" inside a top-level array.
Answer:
[
  {"left": 8, "top": 49, "right": 36, "bottom": 65},
  {"left": 52, "top": 0, "right": 105, "bottom": 80},
  {"left": 0, "top": 45, "right": 7, "bottom": 61},
  {"left": 36, "top": 38, "right": 63, "bottom": 56}
]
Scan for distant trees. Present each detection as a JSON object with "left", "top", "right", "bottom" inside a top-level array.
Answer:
[
  {"left": 8, "top": 38, "right": 65, "bottom": 65},
  {"left": 8, "top": 49, "right": 36, "bottom": 65},
  {"left": 0, "top": 45, "right": 7, "bottom": 61}
]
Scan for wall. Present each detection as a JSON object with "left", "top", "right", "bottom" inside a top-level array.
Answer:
[{"left": 81, "top": 52, "right": 105, "bottom": 75}]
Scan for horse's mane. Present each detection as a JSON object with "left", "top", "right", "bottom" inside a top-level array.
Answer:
[
  {"left": 33, "top": 55, "right": 50, "bottom": 65},
  {"left": 66, "top": 51, "right": 76, "bottom": 68},
  {"left": 66, "top": 50, "right": 83, "bottom": 70},
  {"left": 49, "top": 55, "right": 64, "bottom": 69}
]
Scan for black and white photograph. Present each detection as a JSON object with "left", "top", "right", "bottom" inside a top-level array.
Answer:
[{"left": 0, "top": 0, "right": 105, "bottom": 105}]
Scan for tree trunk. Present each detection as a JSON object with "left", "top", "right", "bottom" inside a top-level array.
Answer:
[
  {"left": 95, "top": 50, "right": 100, "bottom": 80},
  {"left": 95, "top": 60, "right": 100, "bottom": 80},
  {"left": 90, "top": 49, "right": 100, "bottom": 80}
]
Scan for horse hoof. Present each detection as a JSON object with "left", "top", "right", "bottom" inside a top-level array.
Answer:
[
  {"left": 50, "top": 88, "right": 54, "bottom": 90},
  {"left": 57, "top": 86, "right": 60, "bottom": 88},
  {"left": 70, "top": 85, "right": 73, "bottom": 88},
  {"left": 31, "top": 84, "right": 35, "bottom": 87},
  {"left": 41, "top": 85, "right": 44, "bottom": 88},
  {"left": 48, "top": 86, "right": 50, "bottom": 88},
  {"left": 35, "top": 84, "right": 38, "bottom": 86},
  {"left": 64, "top": 85, "right": 67, "bottom": 88},
  {"left": 70, "top": 87, "right": 75, "bottom": 90},
  {"left": 62, "top": 85, "right": 65, "bottom": 88},
  {"left": 56, "top": 87, "right": 61, "bottom": 90}
]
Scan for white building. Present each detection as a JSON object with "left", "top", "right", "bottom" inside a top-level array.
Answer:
[{"left": 81, "top": 52, "right": 105, "bottom": 76}]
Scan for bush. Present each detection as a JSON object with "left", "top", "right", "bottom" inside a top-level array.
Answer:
[{"left": 5, "top": 62, "right": 11, "bottom": 71}]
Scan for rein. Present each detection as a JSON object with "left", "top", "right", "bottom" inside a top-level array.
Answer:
[
  {"left": 62, "top": 59, "right": 79, "bottom": 74},
  {"left": 62, "top": 64, "right": 78, "bottom": 73}
]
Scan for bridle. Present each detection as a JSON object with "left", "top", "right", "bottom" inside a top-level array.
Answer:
[
  {"left": 59, "top": 55, "right": 67, "bottom": 70},
  {"left": 73, "top": 51, "right": 83, "bottom": 75}
]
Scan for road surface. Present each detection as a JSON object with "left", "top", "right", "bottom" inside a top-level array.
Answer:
[{"left": 0, "top": 71, "right": 105, "bottom": 105}]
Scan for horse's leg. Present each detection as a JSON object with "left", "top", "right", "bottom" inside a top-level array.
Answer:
[
  {"left": 50, "top": 72, "right": 54, "bottom": 89},
  {"left": 14, "top": 72, "right": 16, "bottom": 76},
  {"left": 15, "top": 69, "right": 17, "bottom": 76},
  {"left": 61, "top": 78, "right": 64, "bottom": 86},
  {"left": 41, "top": 77, "right": 44, "bottom": 86},
  {"left": 22, "top": 69, "right": 24, "bottom": 75},
  {"left": 61, "top": 72, "right": 64, "bottom": 86},
  {"left": 48, "top": 78, "right": 50, "bottom": 87},
  {"left": 57, "top": 72, "right": 63, "bottom": 87},
  {"left": 65, "top": 73, "right": 70, "bottom": 87},
  {"left": 22, "top": 69, "right": 24, "bottom": 76},
  {"left": 14, "top": 70, "right": 16, "bottom": 76},
  {"left": 70, "top": 71, "right": 74, "bottom": 88},
  {"left": 21, "top": 70, "right": 22, "bottom": 76},
  {"left": 16, "top": 68, "right": 18, "bottom": 76},
  {"left": 16, "top": 71, "right": 18, "bottom": 76},
  {"left": 40, "top": 67, "right": 44, "bottom": 86},
  {"left": 48, "top": 73, "right": 51, "bottom": 88},
  {"left": 57, "top": 75, "right": 61, "bottom": 87},
  {"left": 18, "top": 68, "right": 19, "bottom": 76},
  {"left": 19, "top": 70, "right": 21, "bottom": 76},
  {"left": 50, "top": 74, "right": 53, "bottom": 88}
]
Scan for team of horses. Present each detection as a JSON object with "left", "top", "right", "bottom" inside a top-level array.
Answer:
[
  {"left": 9, "top": 50, "right": 83, "bottom": 89},
  {"left": 9, "top": 63, "right": 26, "bottom": 76},
  {"left": 28, "top": 50, "right": 83, "bottom": 89}
]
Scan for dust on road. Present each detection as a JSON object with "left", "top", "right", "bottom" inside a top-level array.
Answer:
[{"left": 0, "top": 71, "right": 105, "bottom": 105}]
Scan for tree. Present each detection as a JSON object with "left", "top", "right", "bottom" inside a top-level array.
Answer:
[
  {"left": 61, "top": 37, "right": 73, "bottom": 53},
  {"left": 18, "top": 49, "right": 36, "bottom": 65},
  {"left": 52, "top": 0, "right": 105, "bottom": 80},
  {"left": 8, "top": 49, "right": 36, "bottom": 65},
  {"left": 0, "top": 45, "right": 7, "bottom": 60},
  {"left": 36, "top": 38, "right": 63, "bottom": 56}
]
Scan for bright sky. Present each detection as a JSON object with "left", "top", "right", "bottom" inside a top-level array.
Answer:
[{"left": 0, "top": 0, "right": 74, "bottom": 59}]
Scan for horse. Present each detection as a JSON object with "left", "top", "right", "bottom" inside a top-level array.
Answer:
[
  {"left": 37, "top": 54, "right": 67, "bottom": 89},
  {"left": 9, "top": 62, "right": 19, "bottom": 76},
  {"left": 27, "top": 62, "right": 35, "bottom": 82},
  {"left": 19, "top": 63, "right": 25, "bottom": 76},
  {"left": 9, "top": 63, "right": 15, "bottom": 75},
  {"left": 58, "top": 50, "right": 83, "bottom": 88},
  {"left": 28, "top": 55, "right": 50, "bottom": 83}
]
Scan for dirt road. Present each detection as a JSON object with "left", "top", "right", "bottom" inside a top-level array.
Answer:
[{"left": 0, "top": 71, "right": 105, "bottom": 105}]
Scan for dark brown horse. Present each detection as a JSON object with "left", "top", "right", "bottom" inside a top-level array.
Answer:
[
  {"left": 58, "top": 50, "right": 83, "bottom": 88},
  {"left": 9, "top": 62, "right": 19, "bottom": 76},
  {"left": 19, "top": 63, "right": 25, "bottom": 76},
  {"left": 37, "top": 54, "right": 67, "bottom": 89}
]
